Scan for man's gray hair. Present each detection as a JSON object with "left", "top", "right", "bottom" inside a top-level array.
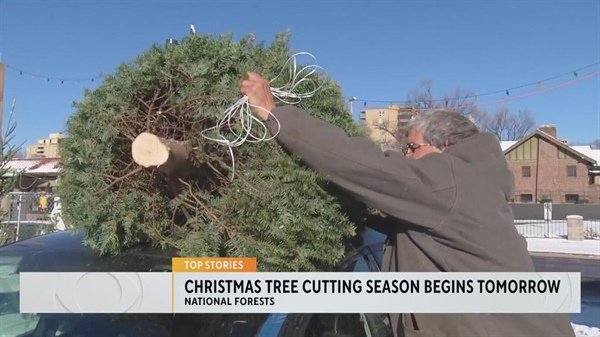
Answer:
[{"left": 406, "top": 109, "right": 479, "bottom": 148}]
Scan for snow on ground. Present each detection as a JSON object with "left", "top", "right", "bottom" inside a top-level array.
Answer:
[
  {"left": 572, "top": 323, "right": 600, "bottom": 337},
  {"left": 515, "top": 220, "right": 600, "bottom": 239},
  {"left": 526, "top": 237, "right": 600, "bottom": 256},
  {"left": 513, "top": 220, "right": 600, "bottom": 256}
]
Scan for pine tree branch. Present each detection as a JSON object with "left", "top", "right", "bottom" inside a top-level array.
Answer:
[
  {"left": 95, "top": 166, "right": 144, "bottom": 195},
  {"left": 166, "top": 180, "right": 193, "bottom": 223},
  {"left": 177, "top": 177, "right": 244, "bottom": 255}
]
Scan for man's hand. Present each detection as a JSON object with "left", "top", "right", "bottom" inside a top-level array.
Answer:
[{"left": 240, "top": 72, "right": 276, "bottom": 121}]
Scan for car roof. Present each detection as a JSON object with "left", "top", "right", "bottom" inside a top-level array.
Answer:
[
  {"left": 0, "top": 229, "right": 384, "bottom": 273},
  {"left": 0, "top": 231, "right": 179, "bottom": 273},
  {"left": 1, "top": 230, "right": 178, "bottom": 256},
  {"left": 1, "top": 230, "right": 91, "bottom": 254},
  {"left": 1, "top": 228, "right": 378, "bottom": 255}
]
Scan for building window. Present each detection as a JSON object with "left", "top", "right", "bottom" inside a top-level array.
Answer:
[
  {"left": 519, "top": 194, "right": 533, "bottom": 203},
  {"left": 521, "top": 166, "right": 531, "bottom": 178},
  {"left": 567, "top": 165, "right": 577, "bottom": 177},
  {"left": 565, "top": 194, "right": 579, "bottom": 203}
]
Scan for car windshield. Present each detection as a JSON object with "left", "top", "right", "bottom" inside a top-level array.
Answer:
[{"left": 0, "top": 234, "right": 268, "bottom": 337}]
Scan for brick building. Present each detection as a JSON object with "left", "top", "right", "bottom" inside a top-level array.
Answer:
[{"left": 502, "top": 125, "right": 600, "bottom": 204}]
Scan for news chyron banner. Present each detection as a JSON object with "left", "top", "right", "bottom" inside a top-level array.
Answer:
[{"left": 20, "top": 257, "right": 581, "bottom": 314}]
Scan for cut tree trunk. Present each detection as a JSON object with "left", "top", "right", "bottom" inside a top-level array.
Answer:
[{"left": 132, "top": 132, "right": 193, "bottom": 176}]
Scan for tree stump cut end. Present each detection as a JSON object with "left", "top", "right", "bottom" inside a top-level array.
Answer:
[
  {"left": 132, "top": 132, "right": 192, "bottom": 175},
  {"left": 132, "top": 132, "right": 171, "bottom": 168}
]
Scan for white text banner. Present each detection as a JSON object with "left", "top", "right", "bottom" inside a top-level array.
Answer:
[{"left": 20, "top": 272, "right": 581, "bottom": 314}]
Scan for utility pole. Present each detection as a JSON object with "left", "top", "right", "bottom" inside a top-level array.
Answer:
[
  {"left": 0, "top": 61, "right": 4, "bottom": 138},
  {"left": 348, "top": 96, "right": 357, "bottom": 115}
]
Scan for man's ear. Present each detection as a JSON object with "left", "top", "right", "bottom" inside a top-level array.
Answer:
[{"left": 439, "top": 141, "right": 450, "bottom": 151}]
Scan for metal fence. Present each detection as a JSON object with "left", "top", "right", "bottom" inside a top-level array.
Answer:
[
  {"left": 514, "top": 219, "right": 600, "bottom": 239},
  {"left": 512, "top": 201, "right": 600, "bottom": 239},
  {"left": 0, "top": 191, "right": 65, "bottom": 245}
]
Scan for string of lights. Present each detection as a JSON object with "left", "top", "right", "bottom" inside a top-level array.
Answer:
[
  {"left": 3, "top": 63, "right": 102, "bottom": 83},
  {"left": 2, "top": 59, "right": 598, "bottom": 105},
  {"left": 345, "top": 61, "right": 600, "bottom": 107},
  {"left": 422, "top": 70, "right": 600, "bottom": 112}
]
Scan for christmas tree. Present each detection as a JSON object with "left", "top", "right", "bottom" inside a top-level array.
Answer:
[{"left": 58, "top": 30, "right": 371, "bottom": 272}]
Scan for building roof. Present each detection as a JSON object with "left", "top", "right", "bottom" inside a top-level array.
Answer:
[
  {"left": 500, "top": 130, "right": 599, "bottom": 165},
  {"left": 3, "top": 157, "right": 62, "bottom": 175},
  {"left": 500, "top": 141, "right": 517, "bottom": 151},
  {"left": 570, "top": 145, "right": 600, "bottom": 164}
]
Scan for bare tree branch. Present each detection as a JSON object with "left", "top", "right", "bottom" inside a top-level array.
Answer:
[
  {"left": 405, "top": 80, "right": 536, "bottom": 141},
  {"left": 481, "top": 108, "right": 534, "bottom": 140}
]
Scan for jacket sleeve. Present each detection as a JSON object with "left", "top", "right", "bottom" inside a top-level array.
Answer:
[{"left": 266, "top": 106, "right": 454, "bottom": 230}]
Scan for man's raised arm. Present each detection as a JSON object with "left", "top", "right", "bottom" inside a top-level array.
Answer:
[
  {"left": 240, "top": 72, "right": 454, "bottom": 230},
  {"left": 266, "top": 106, "right": 453, "bottom": 230}
]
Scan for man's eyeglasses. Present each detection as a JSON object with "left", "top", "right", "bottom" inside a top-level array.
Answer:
[{"left": 402, "top": 143, "right": 431, "bottom": 155}]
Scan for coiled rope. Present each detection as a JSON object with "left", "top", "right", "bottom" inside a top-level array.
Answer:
[{"left": 200, "top": 52, "right": 324, "bottom": 179}]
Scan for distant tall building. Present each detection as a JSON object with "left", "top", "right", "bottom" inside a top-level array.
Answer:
[
  {"left": 359, "top": 105, "right": 418, "bottom": 146},
  {"left": 26, "top": 132, "right": 66, "bottom": 158}
]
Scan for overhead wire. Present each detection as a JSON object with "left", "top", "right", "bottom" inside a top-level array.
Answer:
[
  {"left": 3, "top": 63, "right": 102, "bottom": 83},
  {"left": 5, "top": 53, "right": 597, "bottom": 173},
  {"left": 347, "top": 61, "right": 600, "bottom": 105},
  {"left": 436, "top": 70, "right": 600, "bottom": 111}
]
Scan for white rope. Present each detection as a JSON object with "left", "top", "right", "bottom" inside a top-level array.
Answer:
[{"left": 199, "top": 52, "right": 324, "bottom": 180}]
